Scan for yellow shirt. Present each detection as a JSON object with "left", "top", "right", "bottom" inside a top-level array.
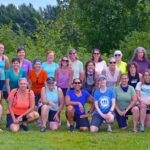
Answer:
[{"left": 116, "top": 61, "right": 127, "bottom": 74}]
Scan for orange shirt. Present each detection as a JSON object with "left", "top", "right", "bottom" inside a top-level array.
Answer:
[
  {"left": 7, "top": 89, "right": 34, "bottom": 115},
  {"left": 28, "top": 69, "right": 48, "bottom": 93}
]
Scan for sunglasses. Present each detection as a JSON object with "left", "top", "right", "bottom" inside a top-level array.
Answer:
[
  {"left": 115, "top": 54, "right": 121, "bottom": 57},
  {"left": 70, "top": 52, "right": 76, "bottom": 55},
  {"left": 109, "top": 61, "right": 116, "bottom": 64},
  {"left": 93, "top": 53, "right": 99, "bottom": 55},
  {"left": 62, "top": 59, "right": 69, "bottom": 62},
  {"left": 73, "top": 82, "right": 81, "bottom": 85}
]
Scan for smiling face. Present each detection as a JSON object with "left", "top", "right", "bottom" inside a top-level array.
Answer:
[
  {"left": 87, "top": 62, "right": 95, "bottom": 73},
  {"left": 18, "top": 49, "right": 25, "bottom": 60},
  {"left": 120, "top": 74, "right": 129, "bottom": 86},
  {"left": 46, "top": 52, "right": 55, "bottom": 63},
  {"left": 69, "top": 49, "right": 77, "bottom": 61},
  {"left": 143, "top": 71, "right": 150, "bottom": 83},
  {"left": 137, "top": 50, "right": 144, "bottom": 60},
  {"left": 34, "top": 62, "right": 41, "bottom": 71},
  {"left": 61, "top": 56, "right": 69, "bottom": 67},
  {"left": 109, "top": 57, "right": 116, "bottom": 69},
  {"left": 92, "top": 49, "right": 101, "bottom": 62},
  {"left": 19, "top": 78, "right": 28, "bottom": 91},
  {"left": 12, "top": 60, "right": 20, "bottom": 70},
  {"left": 129, "top": 64, "right": 137, "bottom": 74},
  {"left": 73, "top": 79, "right": 82, "bottom": 90}
]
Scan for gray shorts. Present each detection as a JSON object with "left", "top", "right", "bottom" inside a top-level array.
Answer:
[{"left": 90, "top": 114, "right": 104, "bottom": 128}]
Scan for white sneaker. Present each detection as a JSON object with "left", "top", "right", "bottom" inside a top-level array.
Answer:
[
  {"left": 0, "top": 128, "right": 3, "bottom": 132},
  {"left": 107, "top": 124, "right": 112, "bottom": 132},
  {"left": 66, "top": 120, "right": 70, "bottom": 128}
]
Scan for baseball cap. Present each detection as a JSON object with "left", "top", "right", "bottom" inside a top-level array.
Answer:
[
  {"left": 98, "top": 74, "right": 106, "bottom": 81},
  {"left": 46, "top": 77, "right": 55, "bottom": 84}
]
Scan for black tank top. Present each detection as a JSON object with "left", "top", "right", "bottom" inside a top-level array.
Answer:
[{"left": 128, "top": 73, "right": 140, "bottom": 89}]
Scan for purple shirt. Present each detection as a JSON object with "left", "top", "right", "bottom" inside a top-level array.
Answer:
[
  {"left": 21, "top": 59, "right": 32, "bottom": 76},
  {"left": 133, "top": 60, "right": 150, "bottom": 74}
]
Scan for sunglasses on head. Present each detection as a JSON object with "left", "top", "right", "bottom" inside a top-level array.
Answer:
[
  {"left": 115, "top": 54, "right": 121, "bottom": 57},
  {"left": 73, "top": 82, "right": 81, "bottom": 85},
  {"left": 109, "top": 61, "right": 116, "bottom": 64}
]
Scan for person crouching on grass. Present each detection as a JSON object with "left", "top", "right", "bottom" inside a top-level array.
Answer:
[
  {"left": 39, "top": 77, "right": 64, "bottom": 132},
  {"left": 90, "top": 75, "right": 116, "bottom": 132},
  {"left": 65, "top": 78, "right": 94, "bottom": 132},
  {"left": 6, "top": 78, "right": 39, "bottom": 132}
]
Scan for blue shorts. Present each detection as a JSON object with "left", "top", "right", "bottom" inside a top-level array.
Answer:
[
  {"left": 38, "top": 106, "right": 57, "bottom": 122},
  {"left": 90, "top": 114, "right": 104, "bottom": 128},
  {"left": 6, "top": 114, "right": 28, "bottom": 128},
  {"left": 35, "top": 93, "right": 41, "bottom": 106},
  {"left": 115, "top": 110, "right": 132, "bottom": 128}
]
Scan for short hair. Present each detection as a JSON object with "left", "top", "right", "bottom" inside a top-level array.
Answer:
[
  {"left": 17, "top": 47, "right": 25, "bottom": 53},
  {"left": 46, "top": 51, "right": 55, "bottom": 58},
  {"left": 12, "top": 58, "right": 20, "bottom": 63}
]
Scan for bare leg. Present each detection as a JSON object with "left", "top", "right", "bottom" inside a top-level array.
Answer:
[
  {"left": 131, "top": 106, "right": 139, "bottom": 130},
  {"left": 140, "top": 104, "right": 147, "bottom": 126},
  {"left": 41, "top": 105, "right": 50, "bottom": 127},
  {"left": 66, "top": 106, "right": 75, "bottom": 126}
]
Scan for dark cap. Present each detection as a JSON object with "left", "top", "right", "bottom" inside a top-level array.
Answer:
[
  {"left": 46, "top": 77, "right": 55, "bottom": 84},
  {"left": 98, "top": 74, "right": 106, "bottom": 81}
]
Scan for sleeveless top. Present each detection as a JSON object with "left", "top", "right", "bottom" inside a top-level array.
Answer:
[
  {"left": 57, "top": 68, "right": 70, "bottom": 88},
  {"left": 83, "top": 72, "right": 96, "bottom": 94},
  {"left": 45, "top": 85, "right": 59, "bottom": 111},
  {"left": 0, "top": 56, "right": 5, "bottom": 80},
  {"left": 128, "top": 73, "right": 140, "bottom": 89},
  {"left": 105, "top": 67, "right": 120, "bottom": 89}
]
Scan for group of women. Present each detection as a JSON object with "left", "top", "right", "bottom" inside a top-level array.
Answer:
[{"left": 0, "top": 43, "right": 150, "bottom": 133}]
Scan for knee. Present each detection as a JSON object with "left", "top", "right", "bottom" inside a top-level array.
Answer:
[
  {"left": 66, "top": 105, "right": 74, "bottom": 113},
  {"left": 50, "top": 123, "right": 59, "bottom": 130},
  {"left": 0, "top": 104, "right": 2, "bottom": 111},
  {"left": 132, "top": 106, "right": 139, "bottom": 114},
  {"left": 90, "top": 126, "right": 99, "bottom": 132},
  {"left": 80, "top": 127, "right": 89, "bottom": 132},
  {"left": 10, "top": 124, "right": 20, "bottom": 132},
  {"left": 42, "top": 105, "right": 49, "bottom": 111},
  {"left": 140, "top": 104, "right": 147, "bottom": 110},
  {"left": 31, "top": 111, "right": 39, "bottom": 120}
]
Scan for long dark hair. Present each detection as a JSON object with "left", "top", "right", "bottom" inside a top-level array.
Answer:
[{"left": 127, "top": 62, "right": 139, "bottom": 76}]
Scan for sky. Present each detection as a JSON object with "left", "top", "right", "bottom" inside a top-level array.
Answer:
[{"left": 0, "top": 0, "right": 57, "bottom": 9}]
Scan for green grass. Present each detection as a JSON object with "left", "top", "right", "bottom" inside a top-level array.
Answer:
[{"left": 0, "top": 101, "right": 150, "bottom": 150}]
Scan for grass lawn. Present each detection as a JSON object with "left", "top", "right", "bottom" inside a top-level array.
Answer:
[{"left": 0, "top": 101, "right": 150, "bottom": 150}]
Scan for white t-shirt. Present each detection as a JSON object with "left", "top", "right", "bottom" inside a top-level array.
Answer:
[
  {"left": 95, "top": 60, "right": 107, "bottom": 74},
  {"left": 136, "top": 82, "right": 150, "bottom": 101}
]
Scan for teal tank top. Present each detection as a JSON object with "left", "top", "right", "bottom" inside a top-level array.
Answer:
[{"left": 45, "top": 85, "right": 59, "bottom": 111}]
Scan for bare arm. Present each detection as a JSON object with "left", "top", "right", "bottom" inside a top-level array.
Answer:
[
  {"left": 68, "top": 68, "right": 73, "bottom": 89},
  {"left": 87, "top": 95, "right": 94, "bottom": 114},
  {"left": 65, "top": 95, "right": 80, "bottom": 106},
  {"left": 56, "top": 88, "right": 64, "bottom": 115},
  {"left": 54, "top": 69, "right": 58, "bottom": 86},
  {"left": 4, "top": 55, "right": 10, "bottom": 70},
  {"left": 6, "top": 78, "right": 10, "bottom": 95},
  {"left": 110, "top": 98, "right": 115, "bottom": 112}
]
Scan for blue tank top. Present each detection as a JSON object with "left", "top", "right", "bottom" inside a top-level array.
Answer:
[
  {"left": 45, "top": 85, "right": 59, "bottom": 111},
  {"left": 0, "top": 56, "right": 5, "bottom": 80}
]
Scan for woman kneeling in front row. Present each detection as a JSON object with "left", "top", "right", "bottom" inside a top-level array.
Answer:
[
  {"left": 90, "top": 75, "right": 116, "bottom": 132},
  {"left": 7, "top": 78, "right": 39, "bottom": 132},
  {"left": 39, "top": 77, "right": 64, "bottom": 132}
]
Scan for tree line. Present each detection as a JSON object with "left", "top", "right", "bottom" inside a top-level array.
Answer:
[{"left": 0, "top": 0, "right": 149, "bottom": 62}]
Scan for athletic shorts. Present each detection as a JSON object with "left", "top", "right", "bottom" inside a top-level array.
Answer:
[
  {"left": 3, "top": 91, "right": 8, "bottom": 100},
  {"left": 90, "top": 114, "right": 105, "bottom": 128},
  {"left": 115, "top": 109, "right": 132, "bottom": 128},
  {"left": 74, "top": 113, "right": 90, "bottom": 128},
  {"left": 38, "top": 106, "right": 57, "bottom": 122},
  {"left": 35, "top": 93, "right": 41, "bottom": 106},
  {"left": 0, "top": 80, "right": 5, "bottom": 90},
  {"left": 6, "top": 114, "right": 27, "bottom": 128}
]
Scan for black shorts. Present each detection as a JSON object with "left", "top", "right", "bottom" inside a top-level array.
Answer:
[
  {"left": 0, "top": 80, "right": 5, "bottom": 90},
  {"left": 35, "top": 93, "right": 41, "bottom": 106},
  {"left": 90, "top": 114, "right": 104, "bottom": 128},
  {"left": 74, "top": 113, "right": 90, "bottom": 128},
  {"left": 6, "top": 114, "right": 28, "bottom": 128},
  {"left": 38, "top": 106, "right": 57, "bottom": 122},
  {"left": 115, "top": 109, "right": 132, "bottom": 128},
  {"left": 3, "top": 91, "right": 8, "bottom": 100},
  {"left": 60, "top": 88, "right": 68, "bottom": 97}
]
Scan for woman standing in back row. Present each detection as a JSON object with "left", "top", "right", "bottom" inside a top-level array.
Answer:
[{"left": 91, "top": 48, "right": 107, "bottom": 75}]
